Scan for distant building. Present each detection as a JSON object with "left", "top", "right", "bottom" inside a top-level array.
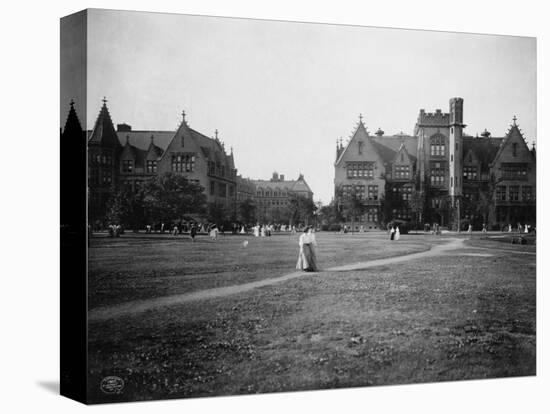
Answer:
[
  {"left": 68, "top": 99, "right": 317, "bottom": 226},
  {"left": 236, "top": 175, "right": 257, "bottom": 203},
  {"left": 334, "top": 98, "right": 536, "bottom": 230},
  {"left": 252, "top": 172, "right": 313, "bottom": 223}
]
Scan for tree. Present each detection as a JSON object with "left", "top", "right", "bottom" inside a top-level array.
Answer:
[
  {"left": 141, "top": 172, "right": 206, "bottom": 224},
  {"left": 207, "top": 201, "right": 228, "bottom": 225},
  {"left": 238, "top": 198, "right": 256, "bottom": 225},
  {"left": 105, "top": 187, "right": 132, "bottom": 225},
  {"left": 475, "top": 173, "right": 503, "bottom": 228},
  {"left": 336, "top": 185, "right": 366, "bottom": 232},
  {"left": 409, "top": 189, "right": 425, "bottom": 229},
  {"left": 318, "top": 201, "right": 339, "bottom": 229},
  {"left": 287, "top": 194, "right": 316, "bottom": 226},
  {"left": 380, "top": 184, "right": 406, "bottom": 227}
]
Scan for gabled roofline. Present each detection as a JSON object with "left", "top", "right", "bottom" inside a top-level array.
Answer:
[
  {"left": 489, "top": 123, "right": 534, "bottom": 168},
  {"left": 335, "top": 121, "right": 373, "bottom": 165}
]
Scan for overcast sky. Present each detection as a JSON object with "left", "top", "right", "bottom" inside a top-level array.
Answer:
[{"left": 63, "top": 9, "right": 536, "bottom": 204}]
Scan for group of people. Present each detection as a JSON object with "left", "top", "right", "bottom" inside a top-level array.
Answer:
[
  {"left": 389, "top": 225, "right": 401, "bottom": 241},
  {"left": 506, "top": 223, "right": 532, "bottom": 234},
  {"left": 107, "top": 224, "right": 123, "bottom": 237}
]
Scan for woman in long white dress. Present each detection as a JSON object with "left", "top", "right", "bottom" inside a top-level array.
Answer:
[
  {"left": 395, "top": 226, "right": 400, "bottom": 241},
  {"left": 296, "top": 226, "right": 318, "bottom": 272}
]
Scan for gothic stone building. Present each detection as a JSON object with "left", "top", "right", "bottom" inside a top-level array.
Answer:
[
  {"left": 334, "top": 98, "right": 536, "bottom": 230},
  {"left": 252, "top": 172, "right": 313, "bottom": 223},
  {"left": 85, "top": 99, "right": 237, "bottom": 222}
]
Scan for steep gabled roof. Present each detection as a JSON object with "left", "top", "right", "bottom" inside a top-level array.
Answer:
[
  {"left": 463, "top": 137, "right": 503, "bottom": 173},
  {"left": 158, "top": 113, "right": 235, "bottom": 170},
  {"left": 116, "top": 130, "right": 174, "bottom": 150},
  {"left": 88, "top": 99, "right": 121, "bottom": 148},
  {"left": 62, "top": 100, "right": 83, "bottom": 137},
  {"left": 146, "top": 135, "right": 164, "bottom": 159},
  {"left": 371, "top": 135, "right": 417, "bottom": 158},
  {"left": 120, "top": 137, "right": 147, "bottom": 168},
  {"left": 370, "top": 135, "right": 417, "bottom": 164},
  {"left": 335, "top": 119, "right": 370, "bottom": 165},
  {"left": 291, "top": 174, "right": 313, "bottom": 193},
  {"left": 391, "top": 141, "right": 415, "bottom": 165},
  {"left": 489, "top": 120, "right": 535, "bottom": 167}
]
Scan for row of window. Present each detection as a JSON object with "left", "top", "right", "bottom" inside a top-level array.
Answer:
[
  {"left": 341, "top": 185, "right": 379, "bottom": 200},
  {"left": 392, "top": 208, "right": 411, "bottom": 220},
  {"left": 463, "top": 166, "right": 477, "bottom": 180},
  {"left": 365, "top": 207, "right": 379, "bottom": 223},
  {"left": 501, "top": 163, "right": 528, "bottom": 180},
  {"left": 344, "top": 207, "right": 380, "bottom": 222},
  {"left": 430, "top": 135, "right": 445, "bottom": 157},
  {"left": 91, "top": 154, "right": 113, "bottom": 165},
  {"left": 346, "top": 162, "right": 375, "bottom": 178},
  {"left": 172, "top": 154, "right": 195, "bottom": 173},
  {"left": 88, "top": 170, "right": 112, "bottom": 186},
  {"left": 496, "top": 185, "right": 533, "bottom": 202},
  {"left": 257, "top": 190, "right": 288, "bottom": 197},
  {"left": 430, "top": 162, "right": 445, "bottom": 186},
  {"left": 349, "top": 208, "right": 379, "bottom": 222},
  {"left": 394, "top": 165, "right": 411, "bottom": 179},
  {"left": 122, "top": 159, "right": 160, "bottom": 174},
  {"left": 259, "top": 199, "right": 289, "bottom": 206},
  {"left": 392, "top": 185, "right": 413, "bottom": 201}
]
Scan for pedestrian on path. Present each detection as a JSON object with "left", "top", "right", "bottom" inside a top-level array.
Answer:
[
  {"left": 390, "top": 226, "right": 395, "bottom": 240},
  {"left": 296, "top": 226, "right": 318, "bottom": 272},
  {"left": 190, "top": 224, "right": 197, "bottom": 242},
  {"left": 209, "top": 224, "right": 219, "bottom": 241},
  {"left": 395, "top": 225, "right": 400, "bottom": 241}
]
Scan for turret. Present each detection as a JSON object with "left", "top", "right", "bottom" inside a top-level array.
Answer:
[{"left": 449, "top": 97, "right": 464, "bottom": 197}]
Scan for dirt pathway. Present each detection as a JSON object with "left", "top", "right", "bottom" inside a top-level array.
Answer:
[{"left": 89, "top": 238, "right": 465, "bottom": 322}]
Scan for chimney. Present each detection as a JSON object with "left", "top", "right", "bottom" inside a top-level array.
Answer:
[
  {"left": 280, "top": 174, "right": 285, "bottom": 181},
  {"left": 117, "top": 123, "right": 132, "bottom": 132}
]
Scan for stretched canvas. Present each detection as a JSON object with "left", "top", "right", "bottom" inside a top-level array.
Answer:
[{"left": 60, "top": 8, "right": 537, "bottom": 404}]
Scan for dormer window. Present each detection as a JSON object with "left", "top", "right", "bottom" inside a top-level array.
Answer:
[
  {"left": 395, "top": 165, "right": 410, "bottom": 179},
  {"left": 122, "top": 160, "right": 133, "bottom": 173},
  {"left": 147, "top": 160, "right": 157, "bottom": 174}
]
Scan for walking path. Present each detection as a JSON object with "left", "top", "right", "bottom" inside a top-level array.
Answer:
[{"left": 90, "top": 238, "right": 466, "bottom": 322}]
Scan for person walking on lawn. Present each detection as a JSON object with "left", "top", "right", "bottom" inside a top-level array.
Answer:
[{"left": 296, "top": 226, "right": 318, "bottom": 272}]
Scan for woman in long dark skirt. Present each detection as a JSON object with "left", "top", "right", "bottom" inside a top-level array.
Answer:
[{"left": 296, "top": 226, "right": 318, "bottom": 272}]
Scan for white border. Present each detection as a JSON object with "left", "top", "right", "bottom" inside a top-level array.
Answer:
[{"left": 0, "top": 1, "right": 547, "bottom": 413}]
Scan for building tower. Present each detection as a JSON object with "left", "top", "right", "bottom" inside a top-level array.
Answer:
[
  {"left": 449, "top": 97, "right": 464, "bottom": 228},
  {"left": 449, "top": 97, "right": 464, "bottom": 197}
]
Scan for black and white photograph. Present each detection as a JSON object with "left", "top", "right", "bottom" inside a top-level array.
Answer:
[
  {"left": 59, "top": 7, "right": 539, "bottom": 404},
  {"left": 3, "top": 1, "right": 549, "bottom": 413}
]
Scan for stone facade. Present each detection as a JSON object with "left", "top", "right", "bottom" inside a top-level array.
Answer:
[
  {"left": 252, "top": 172, "right": 313, "bottom": 223},
  {"left": 84, "top": 100, "right": 237, "bottom": 222},
  {"left": 334, "top": 98, "right": 536, "bottom": 230}
]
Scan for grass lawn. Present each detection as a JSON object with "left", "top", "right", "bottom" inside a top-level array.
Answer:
[
  {"left": 88, "top": 232, "right": 435, "bottom": 309},
  {"left": 87, "top": 232, "right": 536, "bottom": 404}
]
